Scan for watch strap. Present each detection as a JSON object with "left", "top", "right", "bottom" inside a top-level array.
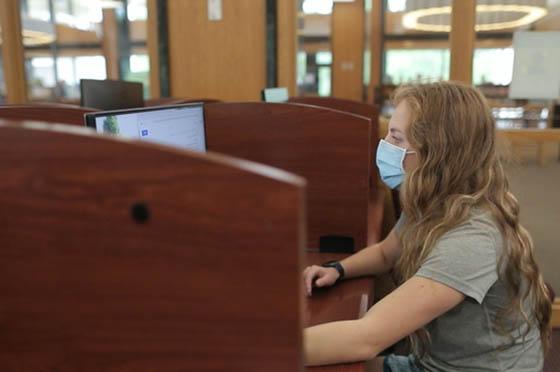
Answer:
[{"left": 321, "top": 260, "right": 345, "bottom": 282}]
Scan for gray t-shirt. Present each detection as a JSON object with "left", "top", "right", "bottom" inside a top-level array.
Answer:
[{"left": 395, "top": 211, "right": 543, "bottom": 371}]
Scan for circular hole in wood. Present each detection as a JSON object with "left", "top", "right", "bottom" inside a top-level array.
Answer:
[{"left": 131, "top": 202, "right": 150, "bottom": 224}]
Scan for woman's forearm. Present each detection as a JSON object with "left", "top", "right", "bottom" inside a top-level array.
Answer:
[
  {"left": 340, "top": 243, "right": 392, "bottom": 279},
  {"left": 304, "top": 320, "right": 378, "bottom": 366},
  {"left": 340, "top": 230, "right": 400, "bottom": 279}
]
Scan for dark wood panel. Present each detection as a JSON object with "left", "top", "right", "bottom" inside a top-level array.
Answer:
[
  {"left": 288, "top": 97, "right": 379, "bottom": 141},
  {"left": 0, "top": 103, "right": 96, "bottom": 125},
  {"left": 205, "top": 102, "right": 372, "bottom": 251},
  {"left": 0, "top": 120, "right": 305, "bottom": 372},
  {"left": 288, "top": 96, "right": 380, "bottom": 182},
  {"left": 288, "top": 97, "right": 384, "bottom": 245},
  {"left": 144, "top": 97, "right": 221, "bottom": 106}
]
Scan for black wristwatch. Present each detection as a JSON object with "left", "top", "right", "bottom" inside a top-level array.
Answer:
[{"left": 321, "top": 260, "right": 345, "bottom": 283}]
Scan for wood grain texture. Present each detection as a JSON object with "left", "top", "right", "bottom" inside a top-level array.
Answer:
[
  {"left": 498, "top": 129, "right": 560, "bottom": 166},
  {"left": 56, "top": 24, "right": 100, "bottom": 44},
  {"left": 497, "top": 129, "right": 560, "bottom": 142},
  {"left": 0, "top": 121, "right": 305, "bottom": 372},
  {"left": 205, "top": 102, "right": 372, "bottom": 251},
  {"left": 332, "top": 0, "right": 365, "bottom": 101},
  {"left": 167, "top": 0, "right": 266, "bottom": 101},
  {"left": 0, "top": 0, "right": 28, "bottom": 103},
  {"left": 288, "top": 97, "right": 384, "bottom": 244},
  {"left": 288, "top": 96, "right": 380, "bottom": 159},
  {"left": 147, "top": 0, "right": 161, "bottom": 98},
  {"left": 369, "top": 0, "right": 382, "bottom": 104},
  {"left": 27, "top": 48, "right": 104, "bottom": 58},
  {"left": 277, "top": 0, "right": 298, "bottom": 95},
  {"left": 553, "top": 299, "right": 560, "bottom": 328},
  {"left": 0, "top": 104, "right": 97, "bottom": 125},
  {"left": 129, "top": 20, "right": 147, "bottom": 42},
  {"left": 449, "top": 0, "right": 476, "bottom": 83},
  {"left": 385, "top": 38, "right": 512, "bottom": 50},
  {"left": 102, "top": 8, "right": 120, "bottom": 80},
  {"left": 144, "top": 97, "right": 221, "bottom": 106}
]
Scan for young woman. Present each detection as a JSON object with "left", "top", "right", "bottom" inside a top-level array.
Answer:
[{"left": 303, "top": 82, "right": 552, "bottom": 371}]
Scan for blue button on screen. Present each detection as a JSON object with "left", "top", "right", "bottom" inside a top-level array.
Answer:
[{"left": 141, "top": 129, "right": 148, "bottom": 136}]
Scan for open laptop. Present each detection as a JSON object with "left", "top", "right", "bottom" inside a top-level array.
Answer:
[
  {"left": 84, "top": 103, "right": 207, "bottom": 153},
  {"left": 261, "top": 87, "right": 289, "bottom": 103}
]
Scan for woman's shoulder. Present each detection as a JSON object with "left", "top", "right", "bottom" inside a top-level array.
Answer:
[
  {"left": 467, "top": 208, "right": 501, "bottom": 234},
  {"left": 440, "top": 208, "right": 502, "bottom": 251}
]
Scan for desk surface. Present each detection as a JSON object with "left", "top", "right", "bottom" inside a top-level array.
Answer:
[{"left": 304, "top": 252, "right": 375, "bottom": 371}]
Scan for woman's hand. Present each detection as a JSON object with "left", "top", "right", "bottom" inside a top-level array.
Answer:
[{"left": 303, "top": 265, "right": 340, "bottom": 296}]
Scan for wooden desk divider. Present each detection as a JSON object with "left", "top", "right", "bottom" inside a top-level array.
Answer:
[
  {"left": 0, "top": 121, "right": 305, "bottom": 372},
  {"left": 287, "top": 97, "right": 379, "bottom": 134},
  {"left": 287, "top": 97, "right": 385, "bottom": 244},
  {"left": 145, "top": 97, "right": 221, "bottom": 106},
  {"left": 204, "top": 102, "right": 373, "bottom": 252},
  {"left": 0, "top": 103, "right": 97, "bottom": 126},
  {"left": 288, "top": 97, "right": 380, "bottom": 188}
]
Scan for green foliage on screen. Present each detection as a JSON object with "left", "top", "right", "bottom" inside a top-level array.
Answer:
[{"left": 103, "top": 116, "right": 119, "bottom": 134}]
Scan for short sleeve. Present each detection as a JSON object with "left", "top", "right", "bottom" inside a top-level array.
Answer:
[
  {"left": 414, "top": 219, "right": 499, "bottom": 304},
  {"left": 394, "top": 214, "right": 406, "bottom": 234}
]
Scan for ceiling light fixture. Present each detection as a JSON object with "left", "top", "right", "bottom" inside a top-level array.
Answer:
[{"left": 402, "top": 4, "right": 548, "bottom": 32}]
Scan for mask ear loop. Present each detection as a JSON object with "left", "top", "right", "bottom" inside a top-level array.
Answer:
[{"left": 400, "top": 149, "right": 415, "bottom": 172}]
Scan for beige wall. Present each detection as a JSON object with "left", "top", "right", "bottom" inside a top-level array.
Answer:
[{"left": 167, "top": 0, "right": 266, "bottom": 101}]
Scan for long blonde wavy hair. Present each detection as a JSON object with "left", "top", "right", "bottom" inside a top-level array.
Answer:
[{"left": 393, "top": 81, "right": 552, "bottom": 355}]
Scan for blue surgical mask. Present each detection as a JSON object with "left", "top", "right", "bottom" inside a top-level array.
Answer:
[{"left": 376, "top": 139, "right": 415, "bottom": 189}]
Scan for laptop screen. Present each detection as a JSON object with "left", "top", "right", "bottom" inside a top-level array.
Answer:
[{"left": 84, "top": 103, "right": 207, "bottom": 152}]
